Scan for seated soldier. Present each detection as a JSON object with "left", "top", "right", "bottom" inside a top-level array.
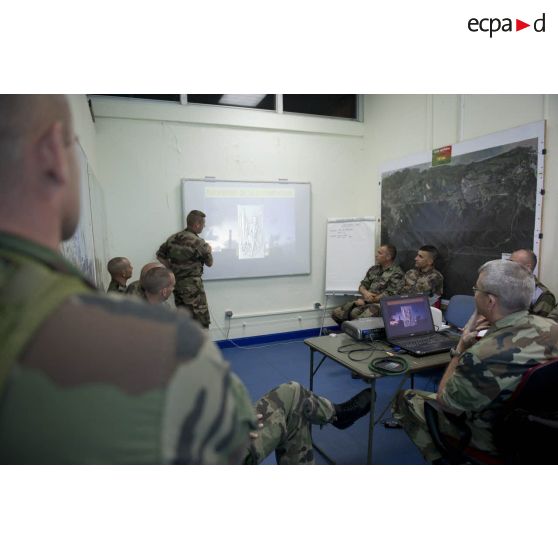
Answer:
[
  {"left": 106, "top": 257, "right": 133, "bottom": 293},
  {"left": 510, "top": 249, "right": 556, "bottom": 317},
  {"left": 142, "top": 266, "right": 176, "bottom": 305},
  {"left": 126, "top": 261, "right": 162, "bottom": 298},
  {"left": 392, "top": 259, "right": 558, "bottom": 463},
  {"left": 331, "top": 244, "right": 404, "bottom": 325},
  {"left": 402, "top": 245, "right": 443, "bottom": 302}
]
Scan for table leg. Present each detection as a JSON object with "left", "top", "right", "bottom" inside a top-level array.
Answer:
[
  {"left": 367, "top": 379, "right": 376, "bottom": 464},
  {"left": 308, "top": 346, "right": 335, "bottom": 464}
]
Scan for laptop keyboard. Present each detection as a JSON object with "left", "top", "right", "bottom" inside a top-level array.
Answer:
[{"left": 399, "top": 333, "right": 452, "bottom": 349}]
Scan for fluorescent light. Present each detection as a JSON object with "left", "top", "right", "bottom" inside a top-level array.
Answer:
[{"left": 219, "top": 94, "right": 266, "bottom": 107}]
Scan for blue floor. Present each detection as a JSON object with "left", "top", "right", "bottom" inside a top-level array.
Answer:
[{"left": 220, "top": 336, "right": 443, "bottom": 465}]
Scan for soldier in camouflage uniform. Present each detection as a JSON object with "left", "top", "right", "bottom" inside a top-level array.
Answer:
[
  {"left": 246, "top": 383, "right": 372, "bottom": 464},
  {"left": 510, "top": 249, "right": 556, "bottom": 317},
  {"left": 393, "top": 259, "right": 558, "bottom": 463},
  {"left": 157, "top": 210, "right": 213, "bottom": 328},
  {"left": 402, "top": 245, "right": 444, "bottom": 301},
  {"left": 548, "top": 305, "right": 558, "bottom": 323},
  {"left": 0, "top": 95, "right": 256, "bottom": 464},
  {"left": 126, "top": 261, "right": 162, "bottom": 299},
  {"left": 331, "top": 244, "right": 405, "bottom": 324},
  {"left": 106, "top": 256, "right": 133, "bottom": 293}
]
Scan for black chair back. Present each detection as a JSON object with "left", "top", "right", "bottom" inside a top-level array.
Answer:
[{"left": 495, "top": 358, "right": 558, "bottom": 464}]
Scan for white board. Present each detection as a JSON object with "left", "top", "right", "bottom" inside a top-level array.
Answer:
[
  {"left": 182, "top": 179, "right": 311, "bottom": 280},
  {"left": 325, "top": 217, "right": 376, "bottom": 295}
]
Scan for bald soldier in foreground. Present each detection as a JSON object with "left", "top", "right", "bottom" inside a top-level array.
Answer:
[
  {"left": 0, "top": 95, "right": 372, "bottom": 464},
  {"left": 0, "top": 95, "right": 255, "bottom": 463}
]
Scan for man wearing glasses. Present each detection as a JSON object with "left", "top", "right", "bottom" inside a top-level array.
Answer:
[{"left": 392, "top": 259, "right": 558, "bottom": 463}]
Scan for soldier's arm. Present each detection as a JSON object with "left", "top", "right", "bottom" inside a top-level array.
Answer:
[
  {"left": 156, "top": 242, "right": 170, "bottom": 267},
  {"left": 358, "top": 268, "right": 375, "bottom": 301},
  {"left": 358, "top": 284, "right": 373, "bottom": 301},
  {"left": 548, "top": 305, "right": 558, "bottom": 322},
  {"left": 433, "top": 273, "right": 444, "bottom": 297},
  {"left": 400, "top": 270, "right": 414, "bottom": 294},
  {"left": 157, "top": 255, "right": 171, "bottom": 268},
  {"left": 438, "top": 351, "right": 496, "bottom": 414},
  {"left": 198, "top": 240, "right": 213, "bottom": 267},
  {"left": 532, "top": 291, "right": 556, "bottom": 317},
  {"left": 378, "top": 269, "right": 405, "bottom": 299}
]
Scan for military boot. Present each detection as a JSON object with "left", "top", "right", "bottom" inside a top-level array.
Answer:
[{"left": 332, "top": 389, "right": 372, "bottom": 430}]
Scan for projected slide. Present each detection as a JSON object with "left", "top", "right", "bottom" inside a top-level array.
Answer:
[{"left": 182, "top": 180, "right": 311, "bottom": 280}]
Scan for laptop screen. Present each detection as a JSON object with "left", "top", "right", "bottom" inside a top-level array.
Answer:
[{"left": 381, "top": 295, "right": 435, "bottom": 339}]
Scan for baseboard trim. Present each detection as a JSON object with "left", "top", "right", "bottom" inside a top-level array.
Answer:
[{"left": 216, "top": 325, "right": 340, "bottom": 349}]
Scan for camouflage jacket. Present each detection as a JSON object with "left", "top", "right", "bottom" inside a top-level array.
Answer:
[
  {"left": 439, "top": 310, "right": 558, "bottom": 454},
  {"left": 402, "top": 267, "right": 444, "bottom": 298},
  {"left": 548, "top": 305, "right": 558, "bottom": 323},
  {"left": 0, "top": 232, "right": 255, "bottom": 464},
  {"left": 107, "top": 279, "right": 127, "bottom": 294},
  {"left": 157, "top": 228, "right": 213, "bottom": 281},
  {"left": 126, "top": 279, "right": 147, "bottom": 299},
  {"left": 360, "top": 264, "right": 405, "bottom": 300},
  {"left": 531, "top": 277, "right": 556, "bottom": 317}
]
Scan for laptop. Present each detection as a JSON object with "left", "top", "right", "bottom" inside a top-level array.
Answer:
[{"left": 380, "top": 294, "right": 456, "bottom": 356}]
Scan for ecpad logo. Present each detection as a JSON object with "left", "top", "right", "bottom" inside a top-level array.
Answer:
[{"left": 468, "top": 13, "right": 546, "bottom": 37}]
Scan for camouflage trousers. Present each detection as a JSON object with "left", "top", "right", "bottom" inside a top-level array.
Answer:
[
  {"left": 392, "top": 389, "right": 463, "bottom": 463},
  {"left": 174, "top": 277, "right": 210, "bottom": 328},
  {"left": 244, "top": 381, "right": 336, "bottom": 465},
  {"left": 331, "top": 301, "right": 380, "bottom": 324}
]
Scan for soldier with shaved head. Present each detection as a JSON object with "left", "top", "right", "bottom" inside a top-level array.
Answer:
[
  {"left": 393, "top": 259, "right": 558, "bottom": 463},
  {"left": 142, "top": 266, "right": 176, "bottom": 305},
  {"left": 126, "top": 261, "right": 163, "bottom": 299},
  {"left": 106, "top": 256, "right": 133, "bottom": 293}
]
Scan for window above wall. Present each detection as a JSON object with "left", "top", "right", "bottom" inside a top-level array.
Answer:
[
  {"left": 186, "top": 94, "right": 276, "bottom": 111},
  {"left": 96, "top": 94, "right": 360, "bottom": 121}
]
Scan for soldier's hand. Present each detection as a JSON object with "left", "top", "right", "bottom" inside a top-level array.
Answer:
[
  {"left": 458, "top": 312, "right": 489, "bottom": 352},
  {"left": 354, "top": 298, "right": 366, "bottom": 307},
  {"left": 249, "top": 413, "right": 264, "bottom": 439}
]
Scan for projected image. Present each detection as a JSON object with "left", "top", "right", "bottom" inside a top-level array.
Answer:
[
  {"left": 201, "top": 187, "right": 297, "bottom": 269},
  {"left": 183, "top": 180, "right": 310, "bottom": 280},
  {"left": 238, "top": 205, "right": 265, "bottom": 259}
]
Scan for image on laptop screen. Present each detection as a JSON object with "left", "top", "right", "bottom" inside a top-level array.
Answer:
[{"left": 383, "top": 296, "right": 434, "bottom": 339}]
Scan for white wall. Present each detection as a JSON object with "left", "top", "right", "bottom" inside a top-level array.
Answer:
[
  {"left": 68, "top": 95, "right": 97, "bottom": 172},
  {"left": 92, "top": 97, "right": 368, "bottom": 339},
  {"left": 89, "top": 95, "right": 558, "bottom": 340}
]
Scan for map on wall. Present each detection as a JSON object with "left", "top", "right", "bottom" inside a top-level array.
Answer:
[
  {"left": 60, "top": 143, "right": 97, "bottom": 284},
  {"left": 380, "top": 121, "right": 545, "bottom": 299}
]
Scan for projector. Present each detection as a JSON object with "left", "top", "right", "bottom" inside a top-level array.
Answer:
[{"left": 342, "top": 317, "right": 385, "bottom": 341}]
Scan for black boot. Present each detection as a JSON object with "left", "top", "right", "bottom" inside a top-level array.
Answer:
[{"left": 332, "top": 389, "right": 372, "bottom": 430}]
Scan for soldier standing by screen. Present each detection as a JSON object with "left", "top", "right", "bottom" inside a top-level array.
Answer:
[{"left": 157, "top": 210, "right": 213, "bottom": 328}]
